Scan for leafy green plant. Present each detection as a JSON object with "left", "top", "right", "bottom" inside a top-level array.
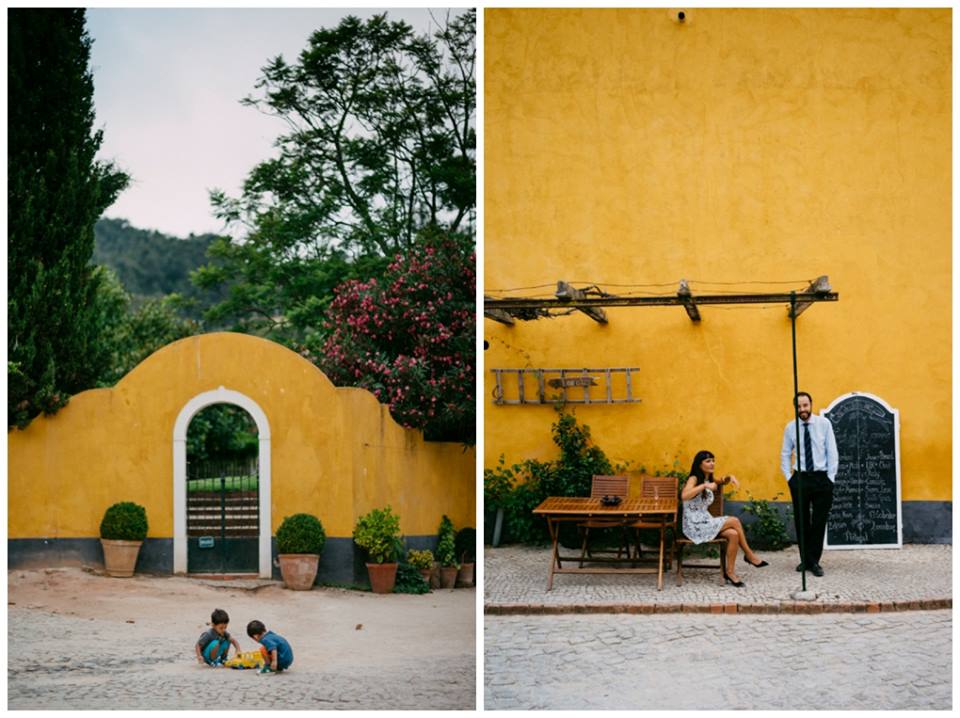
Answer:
[
  {"left": 436, "top": 531, "right": 459, "bottom": 568},
  {"left": 99, "top": 502, "right": 148, "bottom": 541},
  {"left": 406, "top": 549, "right": 434, "bottom": 570},
  {"left": 455, "top": 527, "right": 476, "bottom": 563},
  {"left": 436, "top": 514, "right": 460, "bottom": 566},
  {"left": 542, "top": 411, "right": 614, "bottom": 498},
  {"left": 393, "top": 562, "right": 430, "bottom": 594},
  {"left": 738, "top": 491, "right": 793, "bottom": 551},
  {"left": 276, "top": 513, "right": 326, "bottom": 555},
  {"left": 503, "top": 466, "right": 549, "bottom": 545},
  {"left": 353, "top": 506, "right": 403, "bottom": 563},
  {"left": 484, "top": 408, "right": 621, "bottom": 547},
  {"left": 484, "top": 455, "right": 516, "bottom": 508},
  {"left": 438, "top": 514, "right": 455, "bottom": 541}
]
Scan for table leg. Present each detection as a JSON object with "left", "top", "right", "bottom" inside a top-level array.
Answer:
[
  {"left": 546, "top": 517, "right": 560, "bottom": 591},
  {"left": 657, "top": 523, "right": 665, "bottom": 591}
]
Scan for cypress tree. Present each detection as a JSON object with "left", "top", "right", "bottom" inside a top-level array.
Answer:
[{"left": 8, "top": 9, "right": 129, "bottom": 429}]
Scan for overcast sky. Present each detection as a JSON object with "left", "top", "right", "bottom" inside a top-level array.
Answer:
[{"left": 88, "top": 8, "right": 456, "bottom": 238}]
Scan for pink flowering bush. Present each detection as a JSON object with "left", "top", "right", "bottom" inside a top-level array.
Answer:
[{"left": 313, "top": 228, "right": 474, "bottom": 442}]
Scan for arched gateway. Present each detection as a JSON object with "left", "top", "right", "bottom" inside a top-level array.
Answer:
[
  {"left": 9, "top": 333, "right": 475, "bottom": 585},
  {"left": 173, "top": 388, "right": 272, "bottom": 576}
]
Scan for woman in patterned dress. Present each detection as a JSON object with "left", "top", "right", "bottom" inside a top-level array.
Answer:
[{"left": 681, "top": 450, "right": 768, "bottom": 587}]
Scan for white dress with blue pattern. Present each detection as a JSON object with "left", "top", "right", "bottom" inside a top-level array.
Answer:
[{"left": 682, "top": 487, "right": 726, "bottom": 544}]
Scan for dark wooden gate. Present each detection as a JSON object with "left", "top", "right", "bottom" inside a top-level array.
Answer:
[{"left": 187, "top": 459, "right": 259, "bottom": 573}]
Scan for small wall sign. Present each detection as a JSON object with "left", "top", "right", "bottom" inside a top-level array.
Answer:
[{"left": 199, "top": 536, "right": 215, "bottom": 549}]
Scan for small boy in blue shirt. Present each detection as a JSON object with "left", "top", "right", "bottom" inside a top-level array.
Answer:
[
  {"left": 195, "top": 608, "right": 241, "bottom": 666},
  {"left": 246, "top": 619, "right": 293, "bottom": 673}
]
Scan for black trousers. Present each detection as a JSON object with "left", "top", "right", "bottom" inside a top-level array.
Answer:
[{"left": 788, "top": 471, "right": 834, "bottom": 566}]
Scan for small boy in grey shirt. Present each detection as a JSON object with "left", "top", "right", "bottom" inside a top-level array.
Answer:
[{"left": 195, "top": 608, "right": 241, "bottom": 666}]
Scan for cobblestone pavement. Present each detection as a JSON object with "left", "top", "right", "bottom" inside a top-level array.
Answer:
[
  {"left": 485, "top": 544, "right": 951, "bottom": 609},
  {"left": 485, "top": 610, "right": 952, "bottom": 710},
  {"left": 9, "top": 609, "right": 474, "bottom": 709}
]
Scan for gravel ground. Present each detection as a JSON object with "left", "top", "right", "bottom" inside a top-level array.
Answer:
[{"left": 8, "top": 568, "right": 476, "bottom": 710}]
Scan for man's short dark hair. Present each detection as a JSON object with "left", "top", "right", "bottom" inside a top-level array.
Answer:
[
  {"left": 794, "top": 391, "right": 812, "bottom": 407},
  {"left": 247, "top": 619, "right": 266, "bottom": 638},
  {"left": 211, "top": 608, "right": 229, "bottom": 625}
]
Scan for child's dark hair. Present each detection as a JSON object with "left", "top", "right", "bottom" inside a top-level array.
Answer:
[
  {"left": 247, "top": 619, "right": 266, "bottom": 638},
  {"left": 211, "top": 608, "right": 229, "bottom": 625}
]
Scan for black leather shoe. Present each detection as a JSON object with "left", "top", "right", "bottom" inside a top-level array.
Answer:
[
  {"left": 809, "top": 563, "right": 824, "bottom": 577},
  {"left": 744, "top": 556, "right": 769, "bottom": 568},
  {"left": 723, "top": 572, "right": 745, "bottom": 588},
  {"left": 795, "top": 562, "right": 806, "bottom": 572}
]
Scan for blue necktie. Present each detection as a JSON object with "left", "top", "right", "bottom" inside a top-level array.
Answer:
[{"left": 803, "top": 422, "right": 814, "bottom": 472}]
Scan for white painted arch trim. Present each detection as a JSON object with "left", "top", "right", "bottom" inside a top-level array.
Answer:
[{"left": 173, "top": 387, "right": 272, "bottom": 577}]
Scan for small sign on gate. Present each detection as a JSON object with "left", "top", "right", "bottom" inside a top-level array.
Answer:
[{"left": 198, "top": 536, "right": 215, "bottom": 549}]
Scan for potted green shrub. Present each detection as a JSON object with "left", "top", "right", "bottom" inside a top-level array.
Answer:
[
  {"left": 353, "top": 506, "right": 403, "bottom": 593},
  {"left": 99, "top": 502, "right": 148, "bottom": 577},
  {"left": 455, "top": 527, "right": 476, "bottom": 587},
  {"left": 436, "top": 515, "right": 459, "bottom": 589},
  {"left": 407, "top": 549, "right": 435, "bottom": 586},
  {"left": 276, "top": 513, "right": 326, "bottom": 590}
]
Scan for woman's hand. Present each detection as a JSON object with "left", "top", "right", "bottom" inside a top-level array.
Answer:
[
  {"left": 703, "top": 481, "right": 717, "bottom": 492},
  {"left": 725, "top": 475, "right": 740, "bottom": 488}
]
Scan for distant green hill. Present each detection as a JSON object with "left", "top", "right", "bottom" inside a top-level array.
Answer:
[{"left": 93, "top": 217, "right": 228, "bottom": 318}]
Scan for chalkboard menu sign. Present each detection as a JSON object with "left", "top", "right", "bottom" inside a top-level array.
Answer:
[{"left": 823, "top": 392, "right": 902, "bottom": 549}]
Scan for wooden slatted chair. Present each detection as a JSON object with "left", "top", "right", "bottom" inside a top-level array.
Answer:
[
  {"left": 625, "top": 475, "right": 678, "bottom": 587},
  {"left": 577, "top": 475, "right": 630, "bottom": 567},
  {"left": 673, "top": 483, "right": 728, "bottom": 585}
]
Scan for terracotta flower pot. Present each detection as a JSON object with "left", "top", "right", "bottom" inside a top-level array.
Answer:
[
  {"left": 456, "top": 562, "right": 474, "bottom": 587},
  {"left": 417, "top": 567, "right": 433, "bottom": 585},
  {"left": 366, "top": 562, "right": 398, "bottom": 593},
  {"left": 100, "top": 539, "right": 142, "bottom": 578},
  {"left": 278, "top": 554, "right": 319, "bottom": 590},
  {"left": 429, "top": 562, "right": 441, "bottom": 589},
  {"left": 439, "top": 565, "right": 458, "bottom": 589}
]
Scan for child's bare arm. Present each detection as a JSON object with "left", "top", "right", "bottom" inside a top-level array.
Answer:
[
  {"left": 195, "top": 644, "right": 205, "bottom": 664},
  {"left": 270, "top": 648, "right": 278, "bottom": 670},
  {"left": 231, "top": 637, "right": 242, "bottom": 654}
]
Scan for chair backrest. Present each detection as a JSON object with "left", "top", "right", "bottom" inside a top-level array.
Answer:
[
  {"left": 590, "top": 475, "right": 628, "bottom": 499},
  {"left": 640, "top": 475, "right": 679, "bottom": 524},
  {"left": 640, "top": 475, "right": 677, "bottom": 500},
  {"left": 708, "top": 485, "right": 725, "bottom": 517}
]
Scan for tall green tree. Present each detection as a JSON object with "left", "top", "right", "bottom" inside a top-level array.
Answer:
[
  {"left": 8, "top": 9, "right": 129, "bottom": 429},
  {"left": 195, "top": 10, "right": 475, "bottom": 339},
  {"left": 96, "top": 271, "right": 199, "bottom": 387}
]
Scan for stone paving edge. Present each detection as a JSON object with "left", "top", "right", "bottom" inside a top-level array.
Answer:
[{"left": 484, "top": 597, "right": 951, "bottom": 615}]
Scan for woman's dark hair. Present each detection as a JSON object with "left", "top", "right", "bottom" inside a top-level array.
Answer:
[
  {"left": 211, "top": 608, "right": 229, "bottom": 625},
  {"left": 689, "top": 450, "right": 715, "bottom": 485},
  {"left": 247, "top": 619, "right": 266, "bottom": 638}
]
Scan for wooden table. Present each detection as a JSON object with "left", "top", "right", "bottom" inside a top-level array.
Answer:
[{"left": 533, "top": 496, "right": 677, "bottom": 591}]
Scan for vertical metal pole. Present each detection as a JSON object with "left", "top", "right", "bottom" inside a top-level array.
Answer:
[{"left": 790, "top": 292, "right": 807, "bottom": 593}]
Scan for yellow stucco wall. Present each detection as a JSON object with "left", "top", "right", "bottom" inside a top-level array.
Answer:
[
  {"left": 9, "top": 332, "right": 475, "bottom": 538},
  {"left": 484, "top": 9, "right": 951, "bottom": 502}
]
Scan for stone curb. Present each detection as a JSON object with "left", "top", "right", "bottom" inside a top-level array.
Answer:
[{"left": 485, "top": 597, "right": 951, "bottom": 616}]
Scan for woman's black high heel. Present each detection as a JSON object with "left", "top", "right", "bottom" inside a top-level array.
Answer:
[
  {"left": 723, "top": 572, "right": 745, "bottom": 587},
  {"left": 744, "top": 556, "right": 769, "bottom": 568}
]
